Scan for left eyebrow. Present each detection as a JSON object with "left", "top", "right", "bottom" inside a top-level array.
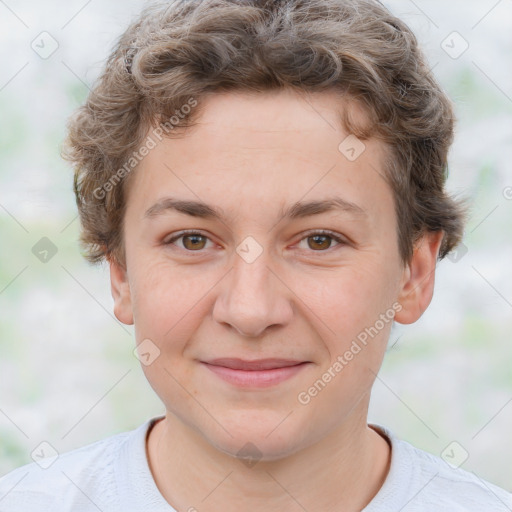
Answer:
[
  {"left": 282, "top": 197, "right": 368, "bottom": 220},
  {"left": 144, "top": 196, "right": 368, "bottom": 221}
]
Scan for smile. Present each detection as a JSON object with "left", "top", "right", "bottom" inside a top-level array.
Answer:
[{"left": 200, "top": 359, "right": 311, "bottom": 388}]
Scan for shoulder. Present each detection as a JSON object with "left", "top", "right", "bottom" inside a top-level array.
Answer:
[
  {"left": 0, "top": 422, "right": 146, "bottom": 511},
  {"left": 405, "top": 441, "right": 511, "bottom": 510},
  {"left": 367, "top": 425, "right": 512, "bottom": 511}
]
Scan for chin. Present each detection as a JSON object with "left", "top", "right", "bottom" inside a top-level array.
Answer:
[
  {"left": 214, "top": 433, "right": 304, "bottom": 464},
  {"left": 202, "top": 410, "right": 311, "bottom": 463}
]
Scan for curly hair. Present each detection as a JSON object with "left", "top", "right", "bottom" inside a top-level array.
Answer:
[{"left": 61, "top": 0, "right": 468, "bottom": 266}]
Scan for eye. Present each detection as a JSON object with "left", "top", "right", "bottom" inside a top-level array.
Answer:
[
  {"left": 163, "top": 229, "right": 347, "bottom": 254},
  {"left": 297, "top": 230, "right": 346, "bottom": 251},
  {"left": 164, "top": 230, "right": 213, "bottom": 251}
]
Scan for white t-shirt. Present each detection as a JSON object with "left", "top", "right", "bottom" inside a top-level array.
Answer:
[{"left": 0, "top": 416, "right": 510, "bottom": 511}]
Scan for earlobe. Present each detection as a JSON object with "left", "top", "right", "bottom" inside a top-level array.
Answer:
[
  {"left": 109, "top": 259, "right": 134, "bottom": 325},
  {"left": 394, "top": 231, "right": 444, "bottom": 325}
]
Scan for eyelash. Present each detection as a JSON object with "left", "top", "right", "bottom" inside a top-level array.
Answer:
[{"left": 163, "top": 229, "right": 347, "bottom": 254}]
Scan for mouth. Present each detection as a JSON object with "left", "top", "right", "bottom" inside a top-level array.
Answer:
[
  {"left": 200, "top": 358, "right": 311, "bottom": 388},
  {"left": 203, "top": 358, "right": 308, "bottom": 370}
]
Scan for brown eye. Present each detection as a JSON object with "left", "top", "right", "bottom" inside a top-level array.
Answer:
[
  {"left": 297, "top": 230, "right": 346, "bottom": 252},
  {"left": 182, "top": 234, "right": 207, "bottom": 250},
  {"left": 307, "top": 234, "right": 334, "bottom": 251},
  {"left": 164, "top": 231, "right": 212, "bottom": 251}
]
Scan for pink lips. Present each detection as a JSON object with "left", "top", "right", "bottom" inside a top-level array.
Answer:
[{"left": 201, "top": 358, "right": 309, "bottom": 388}]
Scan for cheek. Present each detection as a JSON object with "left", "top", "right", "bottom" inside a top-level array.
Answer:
[
  {"left": 130, "top": 259, "right": 200, "bottom": 341},
  {"left": 293, "top": 260, "right": 395, "bottom": 336},
  {"left": 129, "top": 255, "right": 226, "bottom": 356}
]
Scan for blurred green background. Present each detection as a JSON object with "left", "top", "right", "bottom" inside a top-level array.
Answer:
[{"left": 0, "top": 0, "right": 511, "bottom": 490}]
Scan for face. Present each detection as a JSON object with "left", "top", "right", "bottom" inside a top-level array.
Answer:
[{"left": 111, "top": 88, "right": 442, "bottom": 460}]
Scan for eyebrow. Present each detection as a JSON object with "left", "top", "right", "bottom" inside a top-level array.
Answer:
[{"left": 144, "top": 196, "right": 367, "bottom": 221}]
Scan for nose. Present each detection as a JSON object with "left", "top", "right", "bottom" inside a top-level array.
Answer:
[{"left": 212, "top": 248, "right": 293, "bottom": 338}]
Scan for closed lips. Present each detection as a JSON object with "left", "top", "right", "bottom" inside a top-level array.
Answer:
[{"left": 203, "top": 358, "right": 308, "bottom": 371}]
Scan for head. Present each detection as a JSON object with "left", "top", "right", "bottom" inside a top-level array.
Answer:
[{"left": 62, "top": 0, "right": 467, "bottom": 460}]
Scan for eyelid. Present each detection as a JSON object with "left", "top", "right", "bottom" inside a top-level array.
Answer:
[
  {"left": 163, "top": 229, "right": 214, "bottom": 247},
  {"left": 164, "top": 228, "right": 348, "bottom": 253},
  {"left": 294, "top": 229, "right": 348, "bottom": 250}
]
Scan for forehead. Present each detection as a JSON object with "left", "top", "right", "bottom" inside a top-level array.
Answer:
[
  {"left": 126, "top": 89, "right": 392, "bottom": 226},
  {"left": 176, "top": 88, "right": 373, "bottom": 151}
]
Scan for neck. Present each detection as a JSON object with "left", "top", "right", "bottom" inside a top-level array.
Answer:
[{"left": 146, "top": 405, "right": 391, "bottom": 512}]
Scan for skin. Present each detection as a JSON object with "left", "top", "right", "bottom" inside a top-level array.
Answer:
[{"left": 110, "top": 88, "right": 443, "bottom": 512}]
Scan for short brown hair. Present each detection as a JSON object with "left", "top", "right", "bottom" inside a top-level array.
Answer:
[{"left": 62, "top": 0, "right": 468, "bottom": 266}]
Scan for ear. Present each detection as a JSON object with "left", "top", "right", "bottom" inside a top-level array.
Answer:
[
  {"left": 109, "top": 258, "right": 134, "bottom": 325},
  {"left": 394, "top": 231, "right": 444, "bottom": 325}
]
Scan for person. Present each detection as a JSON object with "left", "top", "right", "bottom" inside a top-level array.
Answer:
[{"left": 1, "top": 0, "right": 510, "bottom": 510}]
